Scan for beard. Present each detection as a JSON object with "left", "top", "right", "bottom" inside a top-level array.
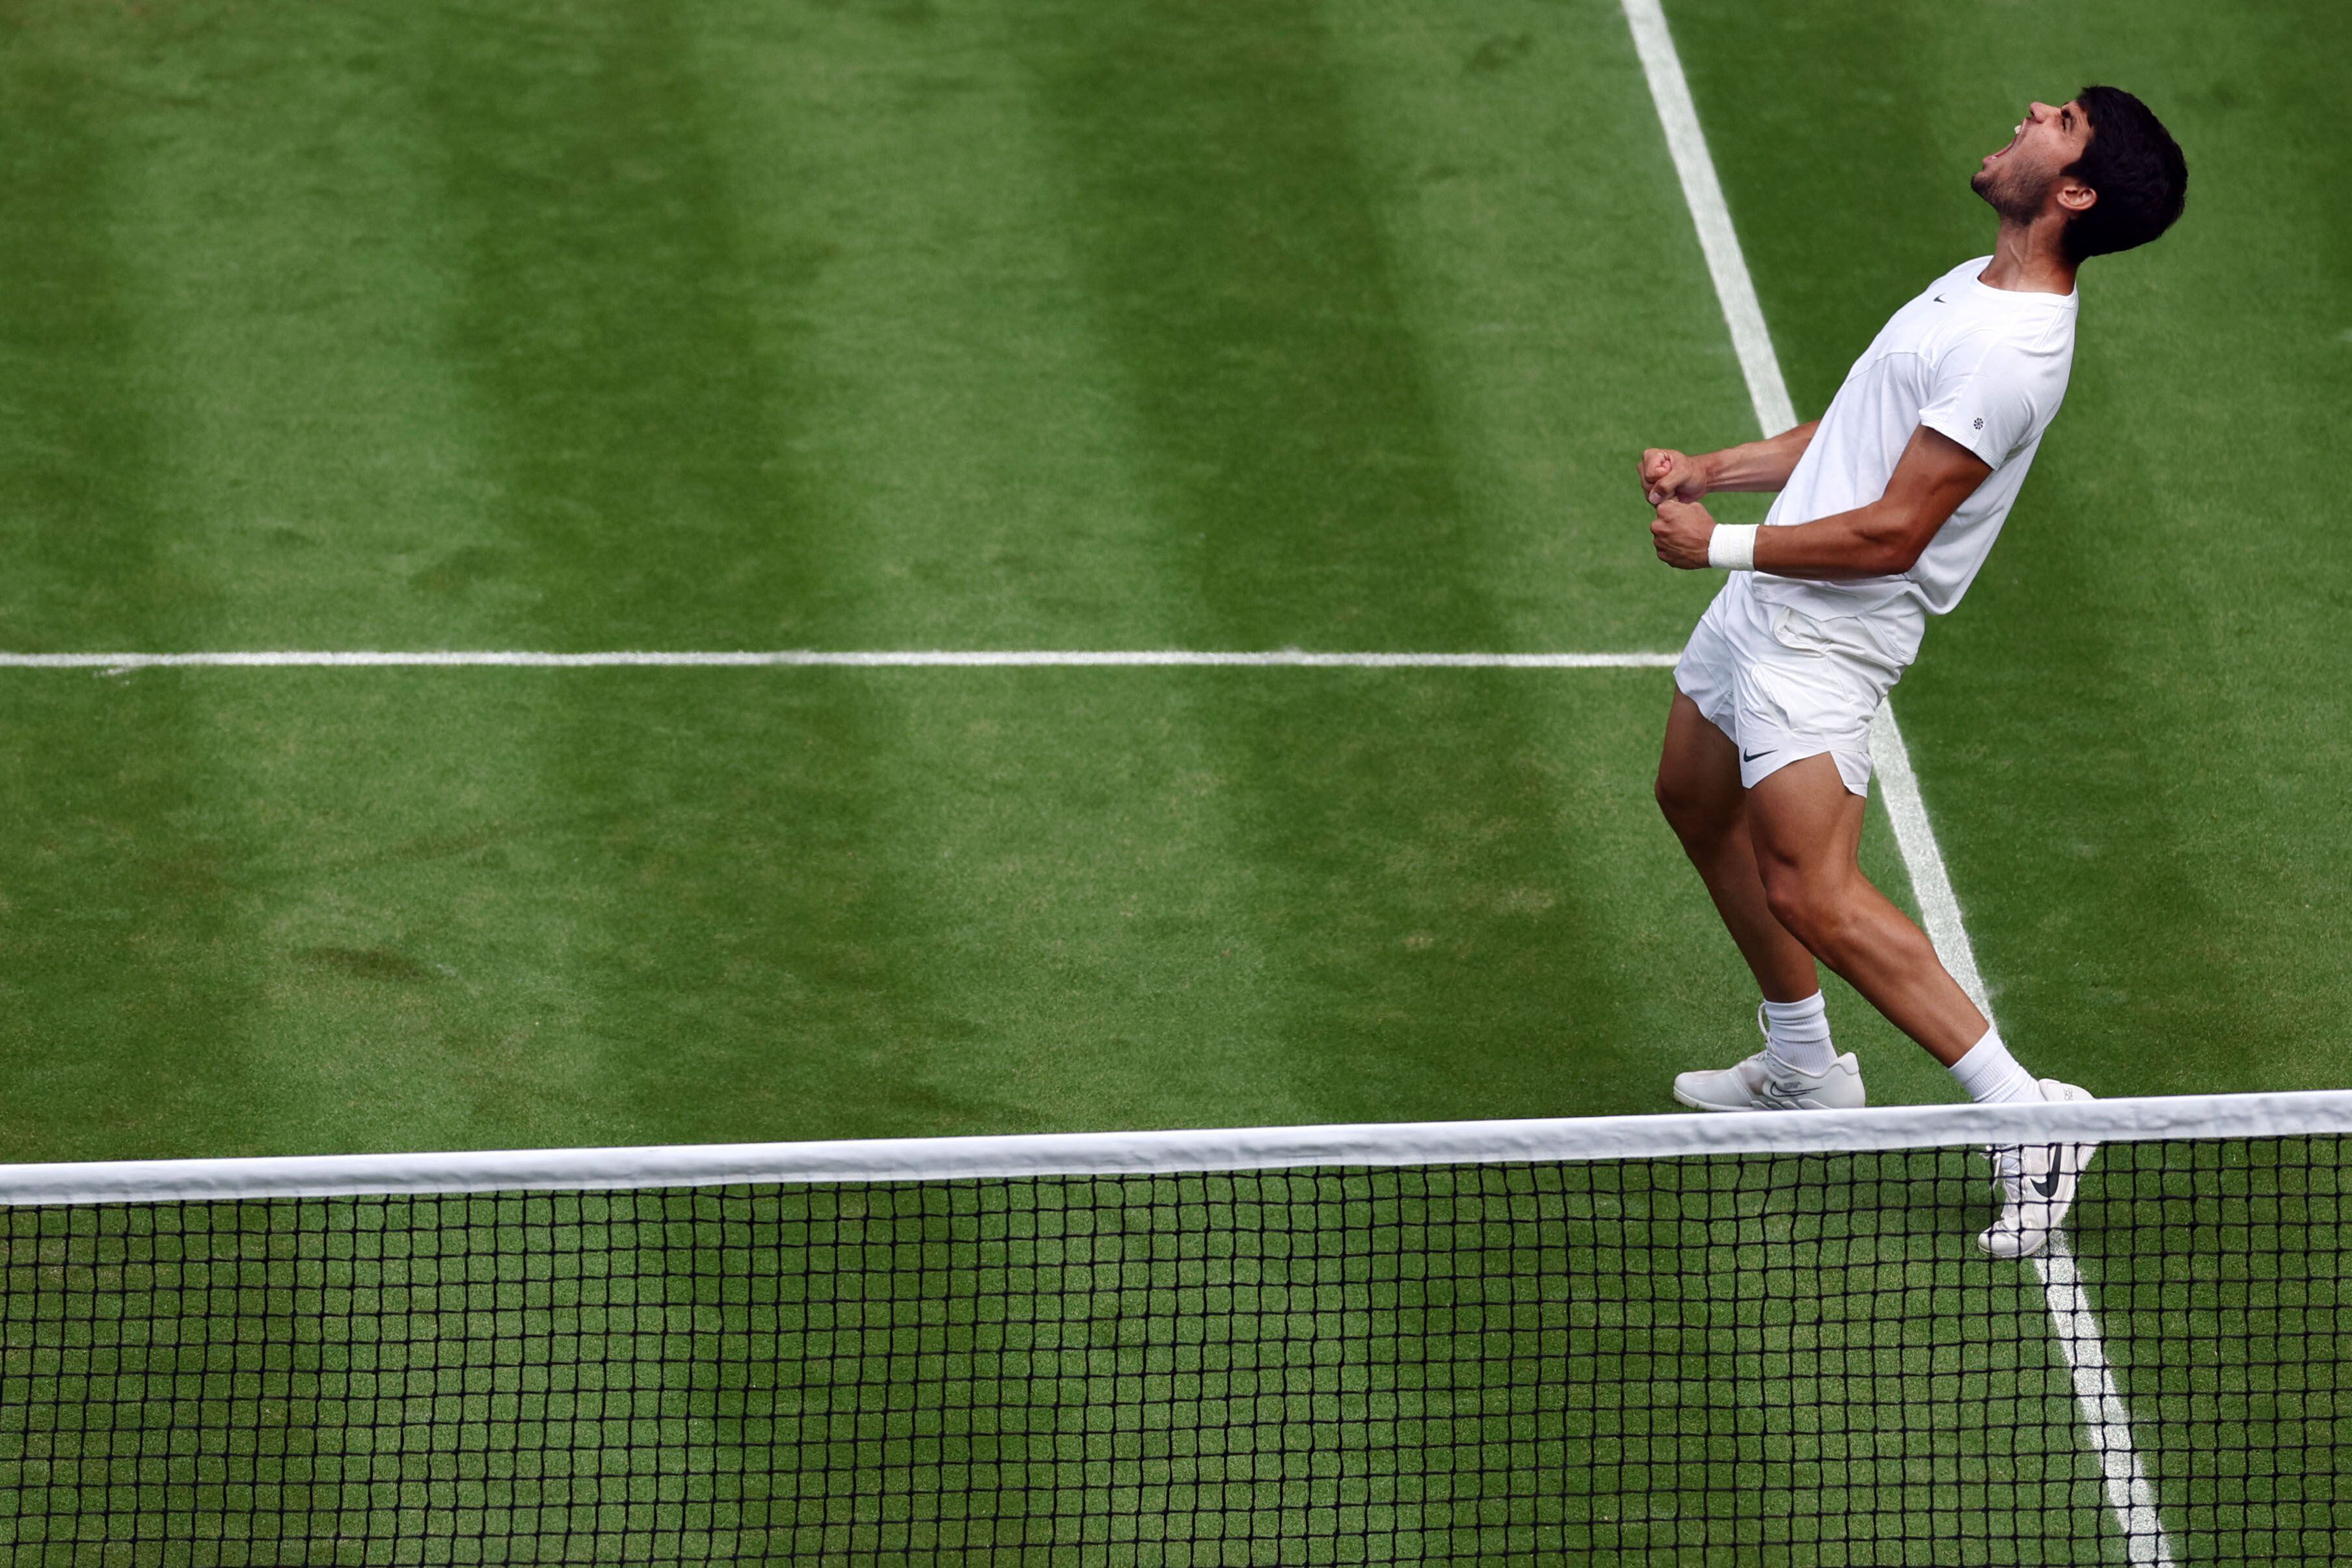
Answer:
[{"left": 1971, "top": 159, "right": 2053, "bottom": 223}]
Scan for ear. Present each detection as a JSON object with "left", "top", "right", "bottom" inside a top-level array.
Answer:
[{"left": 2055, "top": 180, "right": 2097, "bottom": 215}]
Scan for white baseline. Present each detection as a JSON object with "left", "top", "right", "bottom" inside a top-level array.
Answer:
[{"left": 1621, "top": 2, "right": 2169, "bottom": 1562}]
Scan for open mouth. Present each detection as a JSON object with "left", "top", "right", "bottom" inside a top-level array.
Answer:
[{"left": 1986, "top": 120, "right": 2025, "bottom": 162}]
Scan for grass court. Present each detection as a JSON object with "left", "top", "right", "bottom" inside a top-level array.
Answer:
[{"left": 0, "top": 1, "right": 2345, "bottom": 1561}]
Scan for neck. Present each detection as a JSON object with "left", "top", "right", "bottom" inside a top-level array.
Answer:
[{"left": 1978, "top": 217, "right": 2078, "bottom": 295}]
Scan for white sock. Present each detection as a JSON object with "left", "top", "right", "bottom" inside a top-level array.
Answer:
[
  {"left": 1948, "top": 1027, "right": 2040, "bottom": 1104},
  {"left": 1761, "top": 992, "right": 1835, "bottom": 1076}
]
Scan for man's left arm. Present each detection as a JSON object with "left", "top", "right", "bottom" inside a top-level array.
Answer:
[{"left": 1648, "top": 425, "right": 1992, "bottom": 578}]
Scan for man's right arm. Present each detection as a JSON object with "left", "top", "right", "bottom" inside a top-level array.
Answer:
[{"left": 1638, "top": 420, "right": 1819, "bottom": 504}]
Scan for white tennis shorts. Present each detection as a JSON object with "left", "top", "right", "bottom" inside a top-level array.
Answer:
[{"left": 1673, "top": 574, "right": 1906, "bottom": 798}]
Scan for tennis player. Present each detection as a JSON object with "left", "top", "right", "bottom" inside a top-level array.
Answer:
[{"left": 1639, "top": 90, "right": 2186, "bottom": 1256}]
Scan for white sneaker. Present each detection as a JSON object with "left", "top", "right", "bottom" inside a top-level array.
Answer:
[
  {"left": 1671, "top": 1021, "right": 1867, "bottom": 1111},
  {"left": 1978, "top": 1080, "right": 2098, "bottom": 1259}
]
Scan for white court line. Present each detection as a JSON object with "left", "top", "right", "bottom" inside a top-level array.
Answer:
[
  {"left": 2036, "top": 1236, "right": 2177, "bottom": 1564},
  {"left": 1867, "top": 701, "right": 1990, "bottom": 1010},
  {"left": 0, "top": 649, "right": 1681, "bottom": 671},
  {"left": 1620, "top": 2, "right": 2170, "bottom": 1561},
  {"left": 1619, "top": 0, "right": 1798, "bottom": 437}
]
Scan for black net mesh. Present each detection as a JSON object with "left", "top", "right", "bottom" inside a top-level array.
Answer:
[{"left": 0, "top": 1135, "right": 2342, "bottom": 1564}]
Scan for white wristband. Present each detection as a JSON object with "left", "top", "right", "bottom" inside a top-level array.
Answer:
[{"left": 1707, "top": 524, "right": 1758, "bottom": 571}]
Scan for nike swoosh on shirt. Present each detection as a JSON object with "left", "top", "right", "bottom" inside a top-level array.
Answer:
[
  {"left": 1742, "top": 748, "right": 1773, "bottom": 763},
  {"left": 1934, "top": 293, "right": 1949, "bottom": 303}
]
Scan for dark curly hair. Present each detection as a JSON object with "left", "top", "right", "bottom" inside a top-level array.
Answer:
[{"left": 2061, "top": 86, "right": 2188, "bottom": 262}]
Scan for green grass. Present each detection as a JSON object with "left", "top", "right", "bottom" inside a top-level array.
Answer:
[
  {"left": 0, "top": 1, "right": 2345, "bottom": 1559},
  {"left": 0, "top": 0, "right": 1914, "bottom": 1164},
  {"left": 15, "top": 0, "right": 2331, "bottom": 1159}
]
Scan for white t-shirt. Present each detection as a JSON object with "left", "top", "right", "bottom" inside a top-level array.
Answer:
[{"left": 1750, "top": 256, "right": 2077, "bottom": 669}]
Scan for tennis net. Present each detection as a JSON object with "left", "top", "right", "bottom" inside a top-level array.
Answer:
[{"left": 0, "top": 1092, "right": 2345, "bottom": 1565}]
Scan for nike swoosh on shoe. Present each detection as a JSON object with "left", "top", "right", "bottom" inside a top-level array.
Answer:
[{"left": 2032, "top": 1152, "right": 2065, "bottom": 1199}]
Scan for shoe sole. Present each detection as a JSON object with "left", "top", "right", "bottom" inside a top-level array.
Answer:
[
  {"left": 1671, "top": 1085, "right": 1768, "bottom": 1113},
  {"left": 1671, "top": 1086, "right": 1859, "bottom": 1113}
]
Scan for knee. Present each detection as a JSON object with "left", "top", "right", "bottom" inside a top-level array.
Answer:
[
  {"left": 1652, "top": 769, "right": 1684, "bottom": 824},
  {"left": 1653, "top": 769, "right": 1722, "bottom": 843},
  {"left": 1761, "top": 867, "right": 1854, "bottom": 952}
]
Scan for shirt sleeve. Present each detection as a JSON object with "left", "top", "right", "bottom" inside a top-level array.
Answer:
[{"left": 1917, "top": 332, "right": 2047, "bottom": 468}]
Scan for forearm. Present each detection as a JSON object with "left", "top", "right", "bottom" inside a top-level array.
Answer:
[
  {"left": 1672, "top": 424, "right": 1985, "bottom": 581},
  {"left": 1749, "top": 502, "right": 1918, "bottom": 580},
  {"left": 1697, "top": 420, "right": 1818, "bottom": 493}
]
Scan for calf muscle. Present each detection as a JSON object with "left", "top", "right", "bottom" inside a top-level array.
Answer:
[{"left": 1743, "top": 755, "right": 1990, "bottom": 1064}]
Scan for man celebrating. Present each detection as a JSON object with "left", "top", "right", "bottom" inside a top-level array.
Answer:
[{"left": 1640, "top": 90, "right": 2186, "bottom": 1256}]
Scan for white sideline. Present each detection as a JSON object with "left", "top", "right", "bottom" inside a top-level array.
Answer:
[
  {"left": 1, "top": 1089, "right": 2347, "bottom": 1206},
  {"left": 2037, "top": 1236, "right": 2178, "bottom": 1566},
  {"left": 1619, "top": 0, "right": 1798, "bottom": 437},
  {"left": 1621, "top": 1, "right": 2161, "bottom": 1558},
  {"left": 1869, "top": 699, "right": 1992, "bottom": 1010},
  {"left": 0, "top": 649, "right": 1681, "bottom": 671}
]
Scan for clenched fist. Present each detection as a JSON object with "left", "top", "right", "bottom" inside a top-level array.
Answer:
[
  {"left": 1650, "top": 497, "right": 1716, "bottom": 569},
  {"left": 1638, "top": 448, "right": 1710, "bottom": 507}
]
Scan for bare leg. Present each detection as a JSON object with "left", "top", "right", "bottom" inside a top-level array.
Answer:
[
  {"left": 1653, "top": 692, "right": 1819, "bottom": 1003},
  {"left": 1742, "top": 753, "right": 1990, "bottom": 1065}
]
